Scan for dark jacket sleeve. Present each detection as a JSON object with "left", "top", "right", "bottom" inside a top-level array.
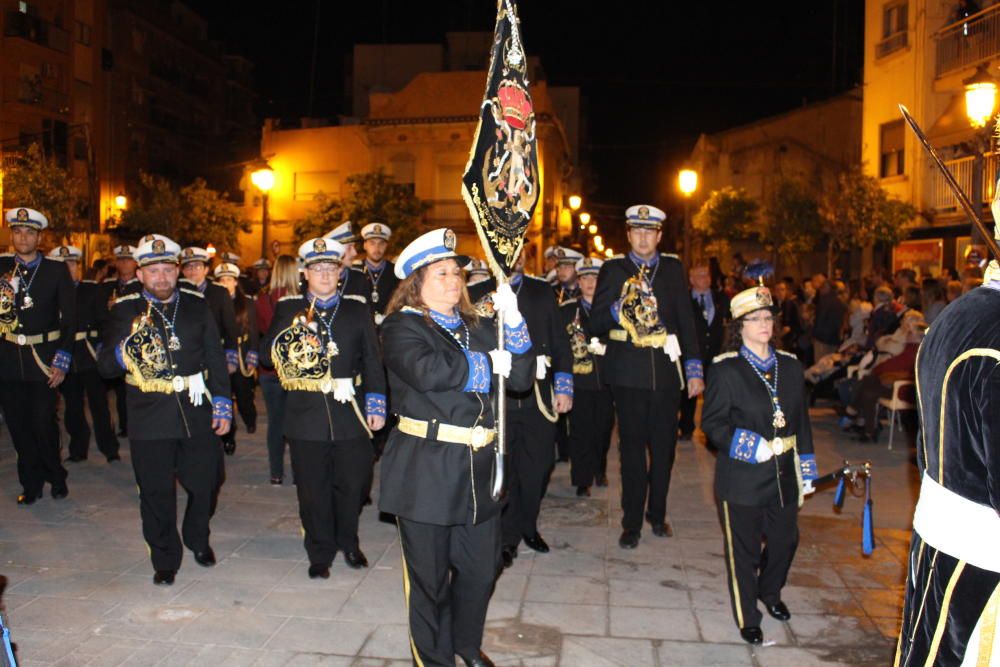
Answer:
[
  {"left": 545, "top": 287, "right": 572, "bottom": 376},
  {"left": 701, "top": 362, "right": 734, "bottom": 452},
  {"left": 383, "top": 315, "right": 481, "bottom": 393},
  {"left": 98, "top": 300, "right": 132, "bottom": 379},
  {"left": 508, "top": 343, "right": 534, "bottom": 393},
  {"left": 359, "top": 305, "right": 385, "bottom": 396},
  {"left": 218, "top": 290, "right": 239, "bottom": 352},
  {"left": 55, "top": 262, "right": 77, "bottom": 355},
  {"left": 666, "top": 259, "right": 701, "bottom": 363},
  {"left": 791, "top": 360, "right": 814, "bottom": 456},
  {"left": 589, "top": 262, "right": 621, "bottom": 336},
  {"left": 202, "top": 303, "right": 230, "bottom": 399},
  {"left": 246, "top": 298, "right": 259, "bottom": 353}
]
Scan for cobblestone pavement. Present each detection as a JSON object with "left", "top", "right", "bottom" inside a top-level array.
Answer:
[{"left": 0, "top": 401, "right": 918, "bottom": 666}]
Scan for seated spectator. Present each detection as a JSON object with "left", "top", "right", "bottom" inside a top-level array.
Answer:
[
  {"left": 867, "top": 286, "right": 899, "bottom": 349},
  {"left": 803, "top": 298, "right": 871, "bottom": 384},
  {"left": 921, "top": 278, "right": 947, "bottom": 325}
]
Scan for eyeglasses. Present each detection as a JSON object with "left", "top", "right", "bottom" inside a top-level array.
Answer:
[
  {"left": 307, "top": 266, "right": 340, "bottom": 275},
  {"left": 744, "top": 315, "right": 775, "bottom": 324}
]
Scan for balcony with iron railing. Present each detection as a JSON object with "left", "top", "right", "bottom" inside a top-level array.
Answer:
[
  {"left": 3, "top": 11, "right": 69, "bottom": 53},
  {"left": 1, "top": 76, "right": 70, "bottom": 115},
  {"left": 935, "top": 4, "right": 1000, "bottom": 78},
  {"left": 927, "top": 152, "right": 999, "bottom": 212}
]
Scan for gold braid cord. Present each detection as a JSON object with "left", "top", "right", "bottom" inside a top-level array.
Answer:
[
  {"left": 121, "top": 305, "right": 175, "bottom": 394},
  {"left": 618, "top": 267, "right": 668, "bottom": 348},
  {"left": 270, "top": 310, "right": 337, "bottom": 393},
  {"left": 0, "top": 274, "right": 18, "bottom": 334}
]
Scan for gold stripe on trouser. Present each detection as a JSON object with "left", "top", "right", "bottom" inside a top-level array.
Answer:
[
  {"left": 924, "top": 560, "right": 966, "bottom": 667},
  {"left": 722, "top": 501, "right": 744, "bottom": 629},
  {"left": 895, "top": 540, "right": 927, "bottom": 667},
  {"left": 396, "top": 521, "right": 426, "bottom": 667},
  {"left": 976, "top": 584, "right": 1000, "bottom": 667}
]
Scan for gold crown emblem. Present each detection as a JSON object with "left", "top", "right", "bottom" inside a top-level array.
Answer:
[
  {"left": 638, "top": 206, "right": 650, "bottom": 220},
  {"left": 15, "top": 209, "right": 29, "bottom": 222},
  {"left": 556, "top": 247, "right": 565, "bottom": 257},
  {"left": 373, "top": 224, "right": 383, "bottom": 235},
  {"left": 313, "top": 238, "right": 327, "bottom": 253},
  {"left": 755, "top": 287, "right": 772, "bottom": 307},
  {"left": 182, "top": 248, "right": 194, "bottom": 258},
  {"left": 59, "top": 246, "right": 70, "bottom": 257},
  {"left": 152, "top": 240, "right": 166, "bottom": 254},
  {"left": 444, "top": 229, "right": 456, "bottom": 250},
  {"left": 583, "top": 258, "right": 593, "bottom": 267}
]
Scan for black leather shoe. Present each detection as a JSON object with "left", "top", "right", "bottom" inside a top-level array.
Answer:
[
  {"left": 107, "top": 454, "right": 121, "bottom": 463},
  {"left": 460, "top": 651, "right": 496, "bottom": 667},
  {"left": 223, "top": 441, "right": 236, "bottom": 455},
  {"left": 66, "top": 454, "right": 87, "bottom": 463},
  {"left": 51, "top": 483, "right": 68, "bottom": 500},
  {"left": 619, "top": 530, "right": 640, "bottom": 549},
  {"left": 765, "top": 600, "right": 791, "bottom": 621},
  {"left": 17, "top": 491, "right": 42, "bottom": 506},
  {"left": 596, "top": 473, "right": 608, "bottom": 487},
  {"left": 650, "top": 521, "right": 673, "bottom": 538},
  {"left": 523, "top": 533, "right": 549, "bottom": 553},
  {"left": 501, "top": 546, "right": 516, "bottom": 569},
  {"left": 308, "top": 563, "right": 330, "bottom": 579},
  {"left": 576, "top": 485, "right": 591, "bottom": 497},
  {"left": 153, "top": 569, "right": 176, "bottom": 586},
  {"left": 193, "top": 547, "right": 216, "bottom": 567},
  {"left": 678, "top": 431, "right": 693, "bottom": 441},
  {"left": 270, "top": 476, "right": 283, "bottom": 485},
  {"left": 344, "top": 550, "right": 368, "bottom": 569},
  {"left": 246, "top": 424, "right": 256, "bottom": 434},
  {"left": 740, "top": 626, "right": 763, "bottom": 644}
]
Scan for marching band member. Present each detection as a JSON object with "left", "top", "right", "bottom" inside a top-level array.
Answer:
[
  {"left": 700, "top": 284, "right": 816, "bottom": 645},
  {"left": 214, "top": 262, "right": 259, "bottom": 455},
  {"left": 379, "top": 228, "right": 534, "bottom": 667}
]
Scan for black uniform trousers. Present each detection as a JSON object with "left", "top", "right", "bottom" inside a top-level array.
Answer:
[
  {"left": 398, "top": 513, "right": 501, "bottom": 666},
  {"left": 289, "top": 436, "right": 373, "bottom": 564},
  {"left": 502, "top": 396, "right": 556, "bottom": 548},
  {"left": 555, "top": 413, "right": 570, "bottom": 461},
  {"left": 612, "top": 384, "right": 681, "bottom": 532},
  {"left": 60, "top": 369, "right": 119, "bottom": 460},
  {"left": 221, "top": 372, "right": 257, "bottom": 446},
  {"left": 569, "top": 388, "right": 614, "bottom": 487},
  {"left": 130, "top": 436, "right": 222, "bottom": 571},
  {"left": 718, "top": 499, "right": 799, "bottom": 629},
  {"left": 0, "top": 381, "right": 67, "bottom": 496},
  {"left": 108, "top": 378, "right": 128, "bottom": 435},
  {"left": 678, "top": 393, "right": 698, "bottom": 437}
]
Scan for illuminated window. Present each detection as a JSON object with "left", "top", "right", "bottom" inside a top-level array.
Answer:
[{"left": 879, "top": 120, "right": 905, "bottom": 178}]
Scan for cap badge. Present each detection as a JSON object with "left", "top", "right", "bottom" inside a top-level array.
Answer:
[
  {"left": 444, "top": 229, "right": 457, "bottom": 250},
  {"left": 313, "top": 239, "right": 327, "bottom": 253},
  {"left": 15, "top": 209, "right": 29, "bottom": 222},
  {"left": 638, "top": 206, "right": 650, "bottom": 220}
]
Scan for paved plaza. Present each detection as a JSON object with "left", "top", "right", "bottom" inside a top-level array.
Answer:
[{"left": 0, "top": 401, "right": 918, "bottom": 666}]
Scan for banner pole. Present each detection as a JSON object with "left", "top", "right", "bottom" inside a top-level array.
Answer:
[{"left": 491, "top": 275, "right": 507, "bottom": 501}]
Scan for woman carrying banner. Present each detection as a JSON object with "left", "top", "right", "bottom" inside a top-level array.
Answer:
[
  {"left": 379, "top": 228, "right": 534, "bottom": 667},
  {"left": 700, "top": 284, "right": 818, "bottom": 645}
]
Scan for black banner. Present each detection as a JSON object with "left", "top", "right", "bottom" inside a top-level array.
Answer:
[{"left": 462, "top": 0, "right": 540, "bottom": 278}]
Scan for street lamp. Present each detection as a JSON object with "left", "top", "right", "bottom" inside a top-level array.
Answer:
[
  {"left": 588, "top": 224, "right": 598, "bottom": 235},
  {"left": 964, "top": 66, "right": 998, "bottom": 247},
  {"left": 114, "top": 193, "right": 128, "bottom": 210},
  {"left": 678, "top": 168, "right": 699, "bottom": 262},
  {"left": 579, "top": 212, "right": 591, "bottom": 225},
  {"left": 568, "top": 195, "right": 582, "bottom": 211},
  {"left": 251, "top": 161, "right": 275, "bottom": 258}
]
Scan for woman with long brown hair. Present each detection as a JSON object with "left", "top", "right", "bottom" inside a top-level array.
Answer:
[
  {"left": 255, "top": 254, "right": 299, "bottom": 484},
  {"left": 379, "top": 229, "right": 534, "bottom": 667},
  {"left": 214, "top": 262, "right": 258, "bottom": 455}
]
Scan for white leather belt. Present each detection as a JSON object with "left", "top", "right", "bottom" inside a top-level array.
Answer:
[{"left": 913, "top": 472, "right": 1000, "bottom": 573}]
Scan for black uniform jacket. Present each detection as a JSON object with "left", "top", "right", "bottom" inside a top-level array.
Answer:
[
  {"left": 98, "top": 276, "right": 142, "bottom": 305},
  {"left": 701, "top": 349, "right": 814, "bottom": 507},
  {"left": 0, "top": 255, "right": 76, "bottom": 383},
  {"left": 180, "top": 279, "right": 239, "bottom": 352},
  {"left": 469, "top": 275, "right": 572, "bottom": 408},
  {"left": 590, "top": 253, "right": 701, "bottom": 390},
  {"left": 916, "top": 286, "right": 1000, "bottom": 508},
  {"left": 558, "top": 299, "right": 608, "bottom": 392},
  {"left": 259, "top": 293, "right": 384, "bottom": 442},
  {"left": 98, "top": 288, "right": 230, "bottom": 439},
  {"left": 691, "top": 289, "right": 729, "bottom": 364},
  {"left": 70, "top": 280, "right": 104, "bottom": 373},
  {"left": 234, "top": 294, "right": 259, "bottom": 369},
  {"left": 341, "top": 261, "right": 400, "bottom": 317},
  {"left": 378, "top": 309, "right": 534, "bottom": 526}
]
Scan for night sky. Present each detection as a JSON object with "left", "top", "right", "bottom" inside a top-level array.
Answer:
[{"left": 196, "top": 0, "right": 864, "bottom": 219}]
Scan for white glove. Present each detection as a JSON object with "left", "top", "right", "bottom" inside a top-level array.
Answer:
[
  {"left": 332, "top": 377, "right": 355, "bottom": 404},
  {"left": 491, "top": 282, "right": 523, "bottom": 326},
  {"left": 187, "top": 373, "right": 207, "bottom": 407},
  {"left": 488, "top": 349, "right": 512, "bottom": 378},
  {"left": 754, "top": 440, "right": 774, "bottom": 463},
  {"left": 374, "top": 313, "right": 385, "bottom": 326},
  {"left": 587, "top": 337, "right": 607, "bottom": 356},
  {"left": 663, "top": 334, "right": 681, "bottom": 362},
  {"left": 535, "top": 354, "right": 550, "bottom": 380},
  {"left": 802, "top": 479, "right": 816, "bottom": 496}
]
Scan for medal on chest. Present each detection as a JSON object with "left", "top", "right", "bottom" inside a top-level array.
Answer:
[
  {"left": 22, "top": 295, "right": 33, "bottom": 309},
  {"left": 168, "top": 334, "right": 182, "bottom": 351}
]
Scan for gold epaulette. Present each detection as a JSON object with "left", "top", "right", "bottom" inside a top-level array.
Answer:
[
  {"left": 660, "top": 253, "right": 680, "bottom": 260},
  {"left": 401, "top": 306, "right": 423, "bottom": 315},
  {"left": 776, "top": 349, "right": 799, "bottom": 359},
  {"left": 278, "top": 294, "right": 302, "bottom": 302},
  {"left": 102, "top": 277, "right": 117, "bottom": 283},
  {"left": 608, "top": 253, "right": 625, "bottom": 260},
  {"left": 560, "top": 298, "right": 578, "bottom": 306},
  {"left": 113, "top": 293, "right": 141, "bottom": 305},
  {"left": 81, "top": 279, "right": 97, "bottom": 285},
  {"left": 179, "top": 287, "right": 204, "bottom": 298},
  {"left": 713, "top": 351, "right": 739, "bottom": 363},
  {"left": 344, "top": 294, "right": 366, "bottom": 304}
]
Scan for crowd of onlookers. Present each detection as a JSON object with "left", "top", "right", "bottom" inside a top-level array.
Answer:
[{"left": 702, "top": 256, "right": 987, "bottom": 443}]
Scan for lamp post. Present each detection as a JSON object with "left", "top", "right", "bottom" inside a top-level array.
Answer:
[
  {"left": 964, "top": 66, "right": 998, "bottom": 249},
  {"left": 251, "top": 162, "right": 275, "bottom": 259},
  {"left": 678, "top": 168, "right": 698, "bottom": 262}
]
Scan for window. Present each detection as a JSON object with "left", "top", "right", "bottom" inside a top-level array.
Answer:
[
  {"left": 294, "top": 171, "right": 340, "bottom": 201},
  {"left": 75, "top": 21, "right": 90, "bottom": 46},
  {"left": 880, "top": 120, "right": 905, "bottom": 178},
  {"left": 877, "top": 1, "right": 908, "bottom": 58},
  {"left": 18, "top": 2, "right": 28, "bottom": 14}
]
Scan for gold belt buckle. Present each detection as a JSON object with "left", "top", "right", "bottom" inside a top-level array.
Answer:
[
  {"left": 16, "top": 334, "right": 26, "bottom": 346},
  {"left": 771, "top": 437, "right": 784, "bottom": 455},
  {"left": 172, "top": 375, "right": 186, "bottom": 393},
  {"left": 470, "top": 425, "right": 488, "bottom": 450}
]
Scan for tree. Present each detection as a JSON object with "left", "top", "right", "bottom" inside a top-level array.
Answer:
[
  {"left": 294, "top": 169, "right": 430, "bottom": 249},
  {"left": 1, "top": 143, "right": 87, "bottom": 240},
  {"left": 822, "top": 170, "right": 916, "bottom": 276},
  {"left": 760, "top": 179, "right": 824, "bottom": 275},
  {"left": 117, "top": 172, "right": 249, "bottom": 249},
  {"left": 691, "top": 186, "right": 760, "bottom": 261}
]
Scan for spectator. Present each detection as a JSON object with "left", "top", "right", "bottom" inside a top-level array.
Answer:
[
  {"left": 811, "top": 273, "right": 846, "bottom": 361},
  {"left": 867, "top": 286, "right": 900, "bottom": 348},
  {"left": 921, "top": 279, "right": 947, "bottom": 325},
  {"left": 901, "top": 285, "right": 922, "bottom": 313},
  {"left": 894, "top": 269, "right": 917, "bottom": 297},
  {"left": 946, "top": 280, "right": 964, "bottom": 303},
  {"left": 773, "top": 280, "right": 802, "bottom": 353}
]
